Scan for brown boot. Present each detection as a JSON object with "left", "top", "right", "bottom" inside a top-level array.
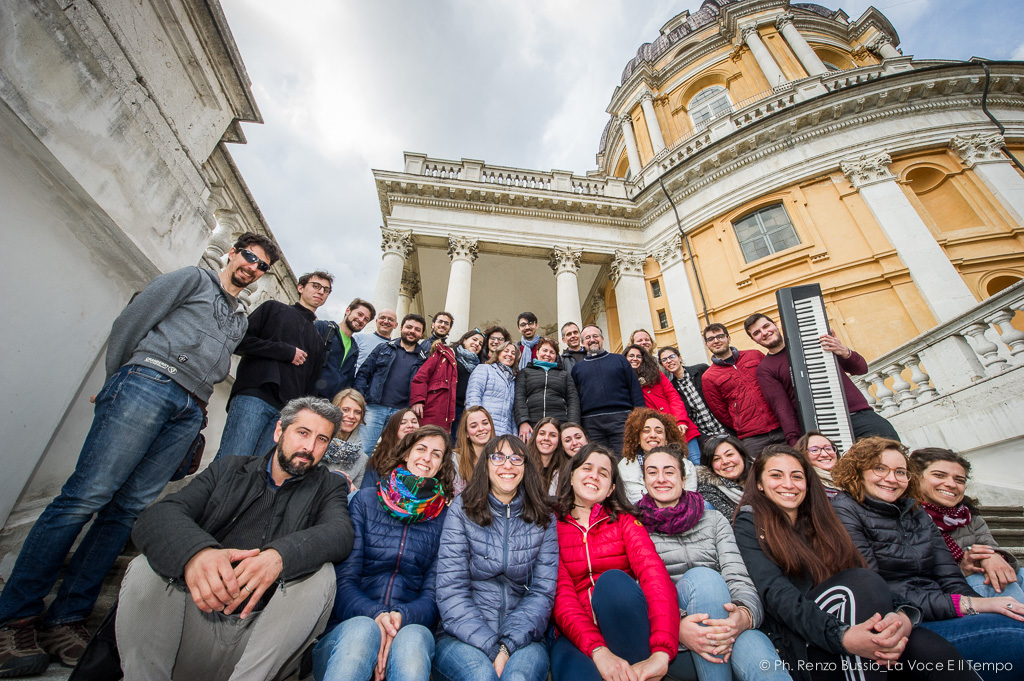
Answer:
[
  {"left": 37, "top": 621, "right": 91, "bottom": 668},
  {"left": 0, "top": 617, "right": 49, "bottom": 678}
]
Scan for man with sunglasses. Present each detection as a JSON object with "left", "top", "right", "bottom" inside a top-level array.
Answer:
[
  {"left": 216, "top": 270, "right": 334, "bottom": 460},
  {"left": 699, "top": 323, "right": 785, "bottom": 463},
  {"left": 0, "top": 233, "right": 280, "bottom": 675}
]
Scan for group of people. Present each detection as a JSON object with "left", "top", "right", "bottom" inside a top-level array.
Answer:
[{"left": 2, "top": 246, "right": 1022, "bottom": 681}]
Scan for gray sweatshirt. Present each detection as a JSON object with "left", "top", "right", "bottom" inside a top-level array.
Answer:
[{"left": 106, "top": 267, "right": 248, "bottom": 402}]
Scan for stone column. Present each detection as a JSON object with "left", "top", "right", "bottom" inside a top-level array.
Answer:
[
  {"left": 444, "top": 235, "right": 478, "bottom": 339},
  {"left": 619, "top": 114, "right": 643, "bottom": 178},
  {"left": 638, "top": 90, "right": 666, "bottom": 156},
  {"left": 549, "top": 247, "right": 583, "bottom": 338},
  {"left": 866, "top": 33, "right": 901, "bottom": 60},
  {"left": 741, "top": 25, "right": 786, "bottom": 88},
  {"left": 652, "top": 236, "right": 707, "bottom": 364},
  {"left": 841, "top": 152, "right": 976, "bottom": 322},
  {"left": 369, "top": 227, "right": 413, "bottom": 333},
  {"left": 395, "top": 270, "right": 420, "bottom": 330},
  {"left": 950, "top": 134, "right": 1024, "bottom": 225},
  {"left": 611, "top": 250, "right": 652, "bottom": 348},
  {"left": 775, "top": 13, "right": 827, "bottom": 76}
]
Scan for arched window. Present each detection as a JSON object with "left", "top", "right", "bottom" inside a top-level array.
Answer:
[
  {"left": 688, "top": 86, "right": 733, "bottom": 130},
  {"left": 732, "top": 204, "right": 800, "bottom": 262}
]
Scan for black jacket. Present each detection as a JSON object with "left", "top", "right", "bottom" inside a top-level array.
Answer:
[
  {"left": 132, "top": 453, "right": 353, "bottom": 582},
  {"left": 231, "top": 301, "right": 325, "bottom": 409},
  {"left": 513, "top": 363, "right": 581, "bottom": 426},
  {"left": 560, "top": 348, "right": 585, "bottom": 374},
  {"left": 831, "top": 492, "right": 976, "bottom": 621}
]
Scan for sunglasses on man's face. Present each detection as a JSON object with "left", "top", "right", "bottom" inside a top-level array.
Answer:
[{"left": 240, "top": 248, "right": 271, "bottom": 272}]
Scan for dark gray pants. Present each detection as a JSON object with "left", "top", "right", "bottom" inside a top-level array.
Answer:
[
  {"left": 851, "top": 408, "right": 900, "bottom": 442},
  {"left": 739, "top": 428, "right": 786, "bottom": 464}
]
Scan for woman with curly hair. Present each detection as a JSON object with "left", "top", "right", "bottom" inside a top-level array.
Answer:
[
  {"left": 482, "top": 325, "right": 511, "bottom": 357},
  {"left": 361, "top": 408, "right": 419, "bottom": 489},
  {"left": 910, "top": 447, "right": 1024, "bottom": 601},
  {"left": 618, "top": 408, "right": 696, "bottom": 504},
  {"left": 832, "top": 437, "right": 1024, "bottom": 678},
  {"left": 624, "top": 344, "right": 700, "bottom": 465}
]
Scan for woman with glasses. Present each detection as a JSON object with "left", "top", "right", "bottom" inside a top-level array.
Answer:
[
  {"left": 794, "top": 431, "right": 841, "bottom": 498},
  {"left": 411, "top": 329, "right": 486, "bottom": 434},
  {"left": 624, "top": 344, "right": 700, "bottom": 465},
  {"left": 482, "top": 325, "right": 512, "bottom": 358},
  {"left": 451, "top": 406, "right": 494, "bottom": 496},
  {"left": 832, "top": 437, "right": 1024, "bottom": 678},
  {"left": 433, "top": 436, "right": 557, "bottom": 681},
  {"left": 362, "top": 408, "right": 419, "bottom": 489},
  {"left": 559, "top": 422, "right": 588, "bottom": 458},
  {"left": 696, "top": 435, "right": 751, "bottom": 519},
  {"left": 466, "top": 341, "right": 519, "bottom": 437},
  {"left": 909, "top": 447, "right": 1024, "bottom": 602},
  {"left": 314, "top": 426, "right": 454, "bottom": 681},
  {"left": 513, "top": 337, "right": 580, "bottom": 441}
]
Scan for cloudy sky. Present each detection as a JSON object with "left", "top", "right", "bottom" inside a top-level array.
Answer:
[{"left": 220, "top": 0, "right": 1024, "bottom": 321}]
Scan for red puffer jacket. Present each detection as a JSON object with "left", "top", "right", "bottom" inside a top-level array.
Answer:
[
  {"left": 642, "top": 374, "right": 699, "bottom": 441},
  {"left": 700, "top": 349, "right": 780, "bottom": 438},
  {"left": 409, "top": 344, "right": 457, "bottom": 429},
  {"left": 555, "top": 505, "right": 679, "bottom": 659}
]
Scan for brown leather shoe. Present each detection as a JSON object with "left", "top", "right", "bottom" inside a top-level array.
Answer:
[
  {"left": 0, "top": 617, "right": 49, "bottom": 678},
  {"left": 38, "top": 621, "right": 90, "bottom": 668}
]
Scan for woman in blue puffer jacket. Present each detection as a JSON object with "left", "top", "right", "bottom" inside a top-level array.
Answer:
[
  {"left": 313, "top": 425, "right": 456, "bottom": 681},
  {"left": 433, "top": 434, "right": 558, "bottom": 681},
  {"left": 465, "top": 341, "right": 519, "bottom": 437}
]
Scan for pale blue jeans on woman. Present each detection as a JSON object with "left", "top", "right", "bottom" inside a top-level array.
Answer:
[
  {"left": 312, "top": 616, "right": 434, "bottom": 681},
  {"left": 968, "top": 567, "right": 1024, "bottom": 602}
]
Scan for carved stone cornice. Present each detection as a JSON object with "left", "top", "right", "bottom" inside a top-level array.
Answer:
[
  {"left": 652, "top": 235, "right": 684, "bottom": 268},
  {"left": 381, "top": 227, "right": 414, "bottom": 258},
  {"left": 610, "top": 250, "right": 646, "bottom": 285},
  {"left": 841, "top": 152, "right": 894, "bottom": 189},
  {"left": 949, "top": 134, "right": 1007, "bottom": 167},
  {"left": 774, "top": 13, "right": 794, "bottom": 31},
  {"left": 447, "top": 235, "right": 479, "bottom": 264},
  {"left": 399, "top": 270, "right": 421, "bottom": 298},
  {"left": 549, "top": 246, "right": 582, "bottom": 276}
]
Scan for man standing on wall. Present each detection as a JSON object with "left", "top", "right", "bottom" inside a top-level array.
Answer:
[
  {"left": 560, "top": 321, "right": 585, "bottom": 373},
  {"left": 216, "top": 271, "right": 333, "bottom": 459},
  {"left": 314, "top": 298, "right": 376, "bottom": 400},
  {"left": 744, "top": 313, "right": 900, "bottom": 444},
  {"left": 700, "top": 323, "right": 785, "bottom": 462},
  {"left": 516, "top": 311, "right": 540, "bottom": 370},
  {"left": 353, "top": 308, "right": 395, "bottom": 373},
  {"left": 0, "top": 233, "right": 279, "bottom": 675},
  {"left": 570, "top": 324, "right": 645, "bottom": 456}
]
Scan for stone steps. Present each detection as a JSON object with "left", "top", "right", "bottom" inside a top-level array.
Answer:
[{"left": 978, "top": 505, "right": 1024, "bottom": 560}]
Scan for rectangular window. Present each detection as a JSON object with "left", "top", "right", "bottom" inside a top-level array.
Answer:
[
  {"left": 658, "top": 309, "right": 669, "bottom": 329},
  {"left": 732, "top": 204, "right": 801, "bottom": 263},
  {"left": 650, "top": 280, "right": 662, "bottom": 298}
]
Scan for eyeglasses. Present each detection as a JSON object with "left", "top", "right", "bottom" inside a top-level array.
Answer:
[
  {"left": 871, "top": 463, "right": 909, "bottom": 481},
  {"left": 305, "top": 282, "right": 331, "bottom": 294},
  {"left": 240, "top": 248, "right": 271, "bottom": 272},
  {"left": 489, "top": 452, "right": 525, "bottom": 466},
  {"left": 659, "top": 353, "right": 679, "bottom": 363},
  {"left": 808, "top": 445, "right": 837, "bottom": 455},
  {"left": 704, "top": 333, "right": 728, "bottom": 343}
]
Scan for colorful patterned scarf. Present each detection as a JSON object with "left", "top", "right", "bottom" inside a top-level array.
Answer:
[
  {"left": 378, "top": 466, "right": 445, "bottom": 524},
  {"left": 923, "top": 501, "right": 971, "bottom": 563},
  {"left": 635, "top": 490, "right": 705, "bottom": 535}
]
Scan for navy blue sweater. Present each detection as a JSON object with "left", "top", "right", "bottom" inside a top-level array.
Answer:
[{"left": 570, "top": 351, "right": 645, "bottom": 417}]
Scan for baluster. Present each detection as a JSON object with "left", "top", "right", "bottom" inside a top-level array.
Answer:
[
  {"left": 986, "top": 308, "right": 1024, "bottom": 363},
  {"left": 854, "top": 377, "right": 876, "bottom": 410},
  {"left": 903, "top": 354, "right": 937, "bottom": 402},
  {"left": 961, "top": 323, "right": 1008, "bottom": 375},
  {"left": 865, "top": 372, "right": 897, "bottom": 415},
  {"left": 884, "top": 364, "right": 916, "bottom": 410}
]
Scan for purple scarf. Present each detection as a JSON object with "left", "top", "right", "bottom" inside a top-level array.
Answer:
[
  {"left": 922, "top": 501, "right": 971, "bottom": 563},
  {"left": 636, "top": 491, "right": 705, "bottom": 535}
]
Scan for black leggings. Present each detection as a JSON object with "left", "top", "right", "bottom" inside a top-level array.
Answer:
[{"left": 806, "top": 568, "right": 979, "bottom": 680}]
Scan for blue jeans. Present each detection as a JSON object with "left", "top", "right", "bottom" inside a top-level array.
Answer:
[
  {"left": 968, "top": 568, "right": 1024, "bottom": 602},
  {"left": 313, "top": 616, "right": 434, "bottom": 681},
  {"left": 0, "top": 365, "right": 202, "bottom": 626},
  {"left": 675, "top": 567, "right": 789, "bottom": 681},
  {"left": 920, "top": 613, "right": 1024, "bottom": 680},
  {"left": 215, "top": 394, "right": 280, "bottom": 459},
  {"left": 686, "top": 440, "right": 701, "bottom": 467},
  {"left": 433, "top": 636, "right": 548, "bottom": 681},
  {"left": 361, "top": 404, "right": 399, "bottom": 454}
]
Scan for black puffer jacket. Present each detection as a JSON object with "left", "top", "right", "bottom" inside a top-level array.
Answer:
[
  {"left": 831, "top": 492, "right": 976, "bottom": 621},
  {"left": 512, "top": 363, "right": 580, "bottom": 426}
]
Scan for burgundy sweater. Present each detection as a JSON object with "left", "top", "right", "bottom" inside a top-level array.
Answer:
[{"left": 756, "top": 348, "right": 871, "bottom": 445}]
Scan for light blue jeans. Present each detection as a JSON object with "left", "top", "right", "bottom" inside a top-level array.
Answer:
[
  {"left": 686, "top": 440, "right": 701, "bottom": 467},
  {"left": 433, "top": 636, "right": 548, "bottom": 681},
  {"left": 968, "top": 567, "right": 1024, "bottom": 602},
  {"left": 0, "top": 365, "right": 202, "bottom": 625},
  {"left": 360, "top": 404, "right": 400, "bottom": 453},
  {"left": 675, "top": 567, "right": 790, "bottom": 681},
  {"left": 215, "top": 393, "right": 280, "bottom": 459},
  {"left": 920, "top": 613, "right": 1024, "bottom": 680},
  {"left": 312, "top": 616, "right": 434, "bottom": 681}
]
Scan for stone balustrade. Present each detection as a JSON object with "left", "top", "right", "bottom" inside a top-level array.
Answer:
[{"left": 402, "top": 153, "right": 621, "bottom": 196}]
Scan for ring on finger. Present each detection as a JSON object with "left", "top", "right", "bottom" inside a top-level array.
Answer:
[{"left": 243, "top": 585, "right": 252, "bottom": 593}]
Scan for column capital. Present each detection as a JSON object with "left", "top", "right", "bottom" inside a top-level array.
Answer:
[
  {"left": 950, "top": 134, "right": 1007, "bottom": 167},
  {"left": 610, "top": 250, "right": 646, "bottom": 285},
  {"left": 381, "top": 227, "right": 413, "bottom": 258},
  {"left": 740, "top": 25, "right": 761, "bottom": 42},
  {"left": 841, "top": 152, "right": 894, "bottom": 189},
  {"left": 774, "top": 12, "right": 795, "bottom": 30},
  {"left": 588, "top": 295, "right": 606, "bottom": 319},
  {"left": 618, "top": 113, "right": 634, "bottom": 127},
  {"left": 549, "top": 246, "right": 582, "bottom": 276},
  {"left": 637, "top": 88, "right": 655, "bottom": 105},
  {"left": 399, "top": 270, "right": 421, "bottom": 298},
  {"left": 652, "top": 235, "right": 684, "bottom": 268},
  {"left": 865, "top": 33, "right": 894, "bottom": 56},
  {"left": 447, "top": 235, "right": 479, "bottom": 264}
]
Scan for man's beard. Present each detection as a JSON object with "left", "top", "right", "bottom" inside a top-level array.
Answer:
[
  {"left": 230, "top": 269, "right": 255, "bottom": 290},
  {"left": 586, "top": 344, "right": 603, "bottom": 356},
  {"left": 277, "top": 446, "right": 314, "bottom": 478}
]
